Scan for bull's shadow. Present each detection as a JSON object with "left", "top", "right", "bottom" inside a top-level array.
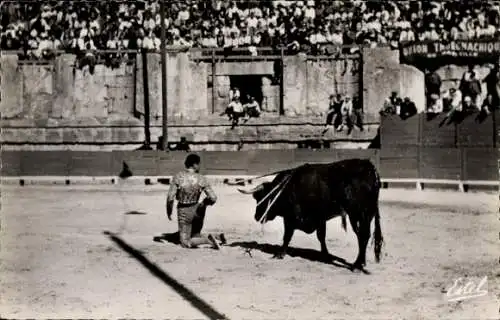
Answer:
[{"left": 230, "top": 241, "right": 365, "bottom": 273}]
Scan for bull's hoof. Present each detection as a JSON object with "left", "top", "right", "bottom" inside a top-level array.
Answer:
[{"left": 272, "top": 253, "right": 286, "bottom": 259}]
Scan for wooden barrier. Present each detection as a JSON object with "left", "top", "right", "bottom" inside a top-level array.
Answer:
[
  {"left": 293, "top": 149, "right": 376, "bottom": 166},
  {"left": 379, "top": 147, "right": 419, "bottom": 179},
  {"left": 380, "top": 112, "right": 497, "bottom": 148},
  {"left": 419, "top": 148, "right": 461, "bottom": 180},
  {"left": 20, "top": 151, "right": 71, "bottom": 176},
  {"left": 1, "top": 149, "right": 496, "bottom": 186},
  {"left": 68, "top": 152, "right": 115, "bottom": 176},
  {"left": 246, "top": 149, "right": 296, "bottom": 175},
  {"left": 462, "top": 148, "right": 498, "bottom": 181},
  {"left": 1, "top": 151, "right": 22, "bottom": 176},
  {"left": 111, "top": 151, "right": 158, "bottom": 176},
  {"left": 202, "top": 151, "right": 254, "bottom": 175},
  {"left": 157, "top": 152, "right": 190, "bottom": 176},
  {"left": 380, "top": 114, "right": 419, "bottom": 147},
  {"left": 420, "top": 113, "right": 457, "bottom": 147},
  {"left": 456, "top": 112, "right": 494, "bottom": 148}
]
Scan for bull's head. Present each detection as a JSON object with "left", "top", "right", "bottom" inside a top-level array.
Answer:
[{"left": 238, "top": 181, "right": 279, "bottom": 224}]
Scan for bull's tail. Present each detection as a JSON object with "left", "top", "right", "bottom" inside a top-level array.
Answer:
[{"left": 373, "top": 205, "right": 383, "bottom": 263}]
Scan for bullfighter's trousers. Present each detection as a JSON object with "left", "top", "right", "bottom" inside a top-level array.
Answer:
[{"left": 177, "top": 203, "right": 212, "bottom": 248}]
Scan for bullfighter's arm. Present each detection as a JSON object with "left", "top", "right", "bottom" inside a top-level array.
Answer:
[
  {"left": 200, "top": 176, "right": 217, "bottom": 206},
  {"left": 166, "top": 174, "right": 179, "bottom": 220}
]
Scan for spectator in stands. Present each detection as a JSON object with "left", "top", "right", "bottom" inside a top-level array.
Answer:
[
  {"left": 79, "top": 42, "right": 97, "bottom": 75},
  {"left": 227, "top": 96, "right": 244, "bottom": 129},
  {"left": 399, "top": 97, "right": 418, "bottom": 120},
  {"left": 425, "top": 67, "right": 442, "bottom": 108},
  {"left": 0, "top": 0, "right": 500, "bottom": 63},
  {"left": 350, "top": 96, "right": 364, "bottom": 132},
  {"left": 229, "top": 86, "right": 240, "bottom": 102},
  {"left": 169, "top": 136, "right": 191, "bottom": 152},
  {"left": 427, "top": 93, "right": 443, "bottom": 114},
  {"left": 323, "top": 93, "right": 343, "bottom": 133},
  {"left": 243, "top": 95, "right": 261, "bottom": 118},
  {"left": 460, "top": 70, "right": 483, "bottom": 108},
  {"left": 484, "top": 65, "right": 500, "bottom": 107},
  {"left": 443, "top": 87, "right": 463, "bottom": 120},
  {"left": 157, "top": 135, "right": 165, "bottom": 150},
  {"left": 336, "top": 95, "right": 353, "bottom": 132},
  {"left": 380, "top": 91, "right": 400, "bottom": 116},
  {"left": 480, "top": 93, "right": 496, "bottom": 116},
  {"left": 3, "top": 0, "right": 500, "bottom": 59},
  {"left": 462, "top": 96, "right": 478, "bottom": 113}
]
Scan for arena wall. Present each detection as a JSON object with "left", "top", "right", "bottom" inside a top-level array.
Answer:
[
  {"left": 0, "top": 149, "right": 496, "bottom": 187},
  {"left": 1, "top": 48, "right": 424, "bottom": 149},
  {"left": 380, "top": 113, "right": 498, "bottom": 148}
]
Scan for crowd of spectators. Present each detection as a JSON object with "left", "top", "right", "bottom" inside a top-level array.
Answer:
[
  {"left": 323, "top": 93, "right": 364, "bottom": 134},
  {"left": 380, "top": 63, "right": 500, "bottom": 123},
  {"left": 2, "top": 0, "right": 500, "bottom": 60}
]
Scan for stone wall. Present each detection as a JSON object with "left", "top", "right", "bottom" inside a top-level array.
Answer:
[
  {"left": 0, "top": 54, "right": 135, "bottom": 121},
  {"left": 135, "top": 52, "right": 208, "bottom": 119},
  {"left": 1, "top": 52, "right": 362, "bottom": 124},
  {"left": 283, "top": 53, "right": 360, "bottom": 117},
  {"left": 363, "top": 47, "right": 426, "bottom": 123},
  {"left": 1, "top": 48, "right": 432, "bottom": 149}
]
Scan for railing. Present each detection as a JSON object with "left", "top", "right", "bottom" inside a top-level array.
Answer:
[{"left": 1, "top": 44, "right": 368, "bottom": 64}]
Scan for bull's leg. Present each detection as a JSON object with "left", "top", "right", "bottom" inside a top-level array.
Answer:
[
  {"left": 273, "top": 219, "right": 295, "bottom": 259},
  {"left": 316, "top": 221, "right": 329, "bottom": 256},
  {"left": 352, "top": 218, "right": 371, "bottom": 270},
  {"left": 349, "top": 214, "right": 359, "bottom": 236}
]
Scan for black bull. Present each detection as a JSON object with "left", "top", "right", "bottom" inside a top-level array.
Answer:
[{"left": 238, "top": 159, "right": 384, "bottom": 271}]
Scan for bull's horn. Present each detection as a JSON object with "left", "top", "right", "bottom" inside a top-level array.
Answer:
[
  {"left": 237, "top": 184, "right": 264, "bottom": 194},
  {"left": 237, "top": 188, "right": 253, "bottom": 194}
]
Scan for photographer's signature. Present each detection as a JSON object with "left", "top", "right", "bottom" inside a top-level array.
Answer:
[{"left": 445, "top": 276, "right": 488, "bottom": 302}]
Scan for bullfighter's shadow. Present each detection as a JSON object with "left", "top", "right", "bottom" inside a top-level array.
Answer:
[
  {"left": 154, "top": 232, "right": 181, "bottom": 245},
  {"left": 230, "top": 241, "right": 366, "bottom": 273}
]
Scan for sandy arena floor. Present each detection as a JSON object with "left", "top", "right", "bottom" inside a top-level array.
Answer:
[{"left": 0, "top": 184, "right": 498, "bottom": 319}]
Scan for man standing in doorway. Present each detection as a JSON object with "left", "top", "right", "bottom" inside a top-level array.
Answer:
[{"left": 166, "top": 154, "right": 225, "bottom": 250}]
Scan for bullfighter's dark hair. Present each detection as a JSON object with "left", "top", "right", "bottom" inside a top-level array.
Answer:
[{"left": 185, "top": 153, "right": 201, "bottom": 168}]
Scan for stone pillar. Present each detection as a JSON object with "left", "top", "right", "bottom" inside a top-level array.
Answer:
[
  {"left": 187, "top": 55, "right": 208, "bottom": 119},
  {"left": 23, "top": 63, "right": 54, "bottom": 119},
  {"left": 362, "top": 47, "right": 401, "bottom": 123},
  {"left": 72, "top": 64, "right": 108, "bottom": 118},
  {"left": 399, "top": 64, "right": 425, "bottom": 113},
  {"left": 166, "top": 52, "right": 179, "bottom": 119},
  {"left": 177, "top": 52, "right": 188, "bottom": 118},
  {"left": 283, "top": 53, "right": 307, "bottom": 116},
  {"left": 0, "top": 54, "right": 22, "bottom": 118},
  {"left": 216, "top": 75, "right": 231, "bottom": 113},
  {"left": 262, "top": 76, "right": 278, "bottom": 112},
  {"left": 53, "top": 54, "right": 76, "bottom": 118}
]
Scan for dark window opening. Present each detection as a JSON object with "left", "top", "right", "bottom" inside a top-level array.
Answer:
[{"left": 229, "top": 75, "right": 264, "bottom": 106}]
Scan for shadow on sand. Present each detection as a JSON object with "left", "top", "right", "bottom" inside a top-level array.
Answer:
[
  {"left": 153, "top": 232, "right": 181, "bottom": 245},
  {"left": 103, "top": 231, "right": 229, "bottom": 320},
  {"left": 229, "top": 241, "right": 369, "bottom": 274},
  {"left": 124, "top": 211, "right": 148, "bottom": 215}
]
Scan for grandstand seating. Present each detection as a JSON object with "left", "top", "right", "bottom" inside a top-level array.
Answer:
[{"left": 2, "top": 1, "right": 499, "bottom": 59}]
